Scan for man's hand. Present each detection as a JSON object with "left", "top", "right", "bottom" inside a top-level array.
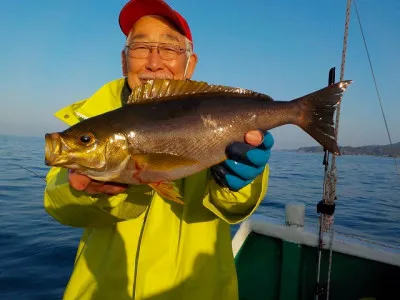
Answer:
[
  {"left": 68, "top": 170, "right": 128, "bottom": 195},
  {"left": 211, "top": 130, "right": 274, "bottom": 191}
]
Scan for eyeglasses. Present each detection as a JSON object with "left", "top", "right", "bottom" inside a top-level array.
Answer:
[{"left": 125, "top": 42, "right": 189, "bottom": 61}]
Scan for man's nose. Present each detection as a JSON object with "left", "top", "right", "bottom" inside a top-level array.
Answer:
[{"left": 145, "top": 49, "right": 164, "bottom": 71}]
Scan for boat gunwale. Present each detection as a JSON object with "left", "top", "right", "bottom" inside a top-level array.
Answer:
[{"left": 232, "top": 214, "right": 400, "bottom": 267}]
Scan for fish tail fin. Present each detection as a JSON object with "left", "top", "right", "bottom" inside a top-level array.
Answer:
[{"left": 294, "top": 80, "right": 352, "bottom": 155}]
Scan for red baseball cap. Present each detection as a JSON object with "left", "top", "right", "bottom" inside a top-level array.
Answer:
[{"left": 119, "top": 0, "right": 193, "bottom": 45}]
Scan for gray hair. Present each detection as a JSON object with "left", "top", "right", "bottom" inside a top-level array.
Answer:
[{"left": 184, "top": 37, "right": 193, "bottom": 58}]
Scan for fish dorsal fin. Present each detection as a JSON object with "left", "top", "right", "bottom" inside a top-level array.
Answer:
[{"left": 127, "top": 79, "right": 269, "bottom": 104}]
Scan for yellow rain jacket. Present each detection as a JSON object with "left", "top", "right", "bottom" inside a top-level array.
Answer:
[{"left": 44, "top": 78, "right": 270, "bottom": 300}]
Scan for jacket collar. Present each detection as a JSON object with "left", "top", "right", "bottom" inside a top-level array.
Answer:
[{"left": 54, "top": 78, "right": 127, "bottom": 126}]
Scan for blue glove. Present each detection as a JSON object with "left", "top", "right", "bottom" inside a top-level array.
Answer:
[{"left": 211, "top": 131, "right": 274, "bottom": 191}]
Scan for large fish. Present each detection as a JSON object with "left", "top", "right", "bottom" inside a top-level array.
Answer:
[{"left": 45, "top": 79, "right": 352, "bottom": 204}]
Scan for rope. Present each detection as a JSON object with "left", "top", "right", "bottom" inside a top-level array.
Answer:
[
  {"left": 316, "top": 2, "right": 353, "bottom": 299},
  {"left": 326, "top": 0, "right": 353, "bottom": 208},
  {"left": 353, "top": 0, "right": 400, "bottom": 177},
  {"left": 323, "top": 2, "right": 352, "bottom": 298},
  {"left": 316, "top": 2, "right": 399, "bottom": 296}
]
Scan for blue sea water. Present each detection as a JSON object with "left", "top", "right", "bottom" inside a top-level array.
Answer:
[{"left": 0, "top": 134, "right": 399, "bottom": 299}]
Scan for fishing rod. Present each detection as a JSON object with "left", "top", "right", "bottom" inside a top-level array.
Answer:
[
  {"left": 6, "top": 162, "right": 46, "bottom": 182},
  {"left": 352, "top": 0, "right": 400, "bottom": 177}
]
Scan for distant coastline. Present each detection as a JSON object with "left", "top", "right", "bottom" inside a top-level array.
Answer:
[{"left": 285, "top": 142, "right": 400, "bottom": 157}]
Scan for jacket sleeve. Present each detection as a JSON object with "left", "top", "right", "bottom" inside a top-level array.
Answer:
[
  {"left": 44, "top": 167, "right": 153, "bottom": 228},
  {"left": 203, "top": 164, "right": 270, "bottom": 224}
]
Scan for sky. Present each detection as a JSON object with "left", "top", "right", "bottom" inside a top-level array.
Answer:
[{"left": 0, "top": 0, "right": 399, "bottom": 150}]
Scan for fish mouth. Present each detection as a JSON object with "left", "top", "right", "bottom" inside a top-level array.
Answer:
[
  {"left": 44, "top": 133, "right": 67, "bottom": 166},
  {"left": 44, "top": 133, "right": 91, "bottom": 170}
]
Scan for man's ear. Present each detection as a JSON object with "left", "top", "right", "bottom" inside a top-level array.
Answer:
[{"left": 185, "top": 53, "right": 198, "bottom": 79}]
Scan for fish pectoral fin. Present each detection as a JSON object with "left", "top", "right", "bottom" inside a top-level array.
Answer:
[
  {"left": 132, "top": 153, "right": 198, "bottom": 171},
  {"left": 148, "top": 181, "right": 184, "bottom": 205}
]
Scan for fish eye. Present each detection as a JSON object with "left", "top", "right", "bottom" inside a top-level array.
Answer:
[{"left": 79, "top": 133, "right": 94, "bottom": 144}]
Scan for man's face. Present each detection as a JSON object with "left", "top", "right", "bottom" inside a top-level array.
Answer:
[{"left": 121, "top": 16, "right": 197, "bottom": 89}]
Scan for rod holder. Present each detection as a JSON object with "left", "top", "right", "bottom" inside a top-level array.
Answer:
[{"left": 285, "top": 202, "right": 305, "bottom": 228}]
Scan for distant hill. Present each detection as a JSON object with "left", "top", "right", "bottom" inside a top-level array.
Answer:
[{"left": 296, "top": 142, "right": 400, "bottom": 157}]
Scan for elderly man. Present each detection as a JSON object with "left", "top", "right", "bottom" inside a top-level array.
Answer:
[{"left": 44, "top": 0, "right": 274, "bottom": 299}]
